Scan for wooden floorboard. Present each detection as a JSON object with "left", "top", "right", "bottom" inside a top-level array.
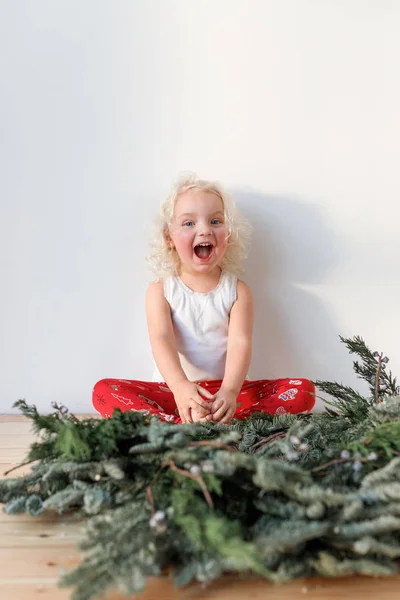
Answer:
[{"left": 1, "top": 415, "right": 400, "bottom": 599}]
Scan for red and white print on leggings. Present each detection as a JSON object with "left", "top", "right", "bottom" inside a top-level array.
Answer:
[{"left": 92, "top": 378, "right": 315, "bottom": 423}]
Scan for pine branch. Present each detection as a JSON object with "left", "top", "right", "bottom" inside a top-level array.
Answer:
[
  {"left": 339, "top": 335, "right": 399, "bottom": 399},
  {"left": 3, "top": 334, "right": 400, "bottom": 599},
  {"left": 313, "top": 380, "right": 370, "bottom": 422}
]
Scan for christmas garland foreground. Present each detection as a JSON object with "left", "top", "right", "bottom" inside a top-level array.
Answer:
[{"left": 2, "top": 336, "right": 400, "bottom": 600}]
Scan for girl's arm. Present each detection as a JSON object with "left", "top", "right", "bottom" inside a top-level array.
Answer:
[
  {"left": 145, "top": 282, "right": 213, "bottom": 422},
  {"left": 221, "top": 280, "right": 254, "bottom": 395},
  {"left": 145, "top": 281, "right": 187, "bottom": 390}
]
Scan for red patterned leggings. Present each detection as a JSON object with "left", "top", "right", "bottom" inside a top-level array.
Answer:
[{"left": 92, "top": 378, "right": 316, "bottom": 423}]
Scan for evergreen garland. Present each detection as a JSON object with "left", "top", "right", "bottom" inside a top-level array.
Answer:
[{"left": 1, "top": 336, "right": 400, "bottom": 600}]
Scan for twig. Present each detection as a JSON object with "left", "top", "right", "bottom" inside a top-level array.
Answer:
[
  {"left": 146, "top": 457, "right": 216, "bottom": 513},
  {"left": 375, "top": 353, "right": 382, "bottom": 403},
  {"left": 311, "top": 453, "right": 381, "bottom": 474},
  {"left": 145, "top": 465, "right": 165, "bottom": 516},
  {"left": 163, "top": 459, "right": 214, "bottom": 510},
  {"left": 251, "top": 431, "right": 286, "bottom": 452},
  {"left": 145, "top": 485, "right": 156, "bottom": 516},
  {"left": 187, "top": 441, "right": 236, "bottom": 452},
  {"left": 3, "top": 459, "right": 38, "bottom": 477},
  {"left": 311, "top": 457, "right": 347, "bottom": 473}
]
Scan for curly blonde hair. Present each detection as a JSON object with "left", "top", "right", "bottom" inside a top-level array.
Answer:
[{"left": 146, "top": 173, "right": 252, "bottom": 278}]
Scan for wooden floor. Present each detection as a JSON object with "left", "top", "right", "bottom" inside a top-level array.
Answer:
[{"left": 1, "top": 415, "right": 400, "bottom": 599}]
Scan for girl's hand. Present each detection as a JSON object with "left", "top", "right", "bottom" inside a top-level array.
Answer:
[
  {"left": 211, "top": 387, "right": 237, "bottom": 424},
  {"left": 170, "top": 380, "right": 214, "bottom": 423}
]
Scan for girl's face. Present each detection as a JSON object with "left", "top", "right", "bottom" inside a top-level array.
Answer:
[{"left": 168, "top": 189, "right": 228, "bottom": 275}]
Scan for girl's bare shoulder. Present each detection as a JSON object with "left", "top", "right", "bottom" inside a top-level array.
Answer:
[
  {"left": 236, "top": 279, "right": 253, "bottom": 297},
  {"left": 146, "top": 279, "right": 165, "bottom": 304}
]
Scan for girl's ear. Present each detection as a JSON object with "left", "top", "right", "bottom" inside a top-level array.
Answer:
[{"left": 164, "top": 229, "right": 174, "bottom": 249}]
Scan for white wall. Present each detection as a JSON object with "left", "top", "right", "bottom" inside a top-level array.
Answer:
[{"left": 1, "top": 0, "right": 399, "bottom": 413}]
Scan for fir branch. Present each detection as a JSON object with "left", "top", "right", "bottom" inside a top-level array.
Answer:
[
  {"left": 4, "top": 334, "right": 400, "bottom": 599},
  {"left": 313, "top": 381, "right": 370, "bottom": 422},
  {"left": 339, "top": 335, "right": 399, "bottom": 398}
]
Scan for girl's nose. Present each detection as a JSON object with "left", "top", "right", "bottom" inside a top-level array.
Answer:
[{"left": 198, "top": 221, "right": 212, "bottom": 235}]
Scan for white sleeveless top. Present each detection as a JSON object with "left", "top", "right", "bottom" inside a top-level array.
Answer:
[{"left": 152, "top": 271, "right": 238, "bottom": 382}]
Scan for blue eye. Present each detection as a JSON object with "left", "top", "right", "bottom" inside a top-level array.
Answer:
[
  {"left": 183, "top": 221, "right": 194, "bottom": 227},
  {"left": 211, "top": 219, "right": 221, "bottom": 225}
]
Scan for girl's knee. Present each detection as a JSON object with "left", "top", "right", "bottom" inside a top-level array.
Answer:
[
  {"left": 92, "top": 379, "right": 111, "bottom": 415},
  {"left": 300, "top": 378, "right": 315, "bottom": 392},
  {"left": 92, "top": 378, "right": 116, "bottom": 397},
  {"left": 298, "top": 379, "right": 316, "bottom": 411},
  {"left": 93, "top": 378, "right": 111, "bottom": 389},
  {"left": 283, "top": 379, "right": 315, "bottom": 413}
]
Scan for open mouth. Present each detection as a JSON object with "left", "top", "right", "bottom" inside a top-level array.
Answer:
[{"left": 194, "top": 243, "right": 213, "bottom": 259}]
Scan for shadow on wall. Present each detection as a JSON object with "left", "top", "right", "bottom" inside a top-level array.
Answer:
[{"left": 233, "top": 189, "right": 351, "bottom": 401}]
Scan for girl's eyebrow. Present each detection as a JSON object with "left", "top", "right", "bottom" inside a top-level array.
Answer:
[{"left": 178, "top": 211, "right": 224, "bottom": 219}]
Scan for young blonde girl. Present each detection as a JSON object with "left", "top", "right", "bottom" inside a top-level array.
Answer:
[{"left": 92, "top": 174, "right": 315, "bottom": 423}]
